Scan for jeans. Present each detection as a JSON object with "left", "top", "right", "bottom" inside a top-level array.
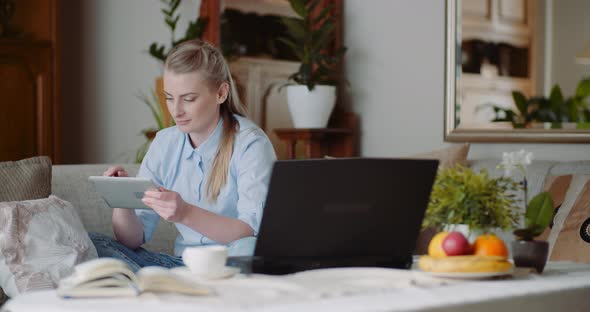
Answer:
[{"left": 88, "top": 232, "right": 256, "bottom": 272}]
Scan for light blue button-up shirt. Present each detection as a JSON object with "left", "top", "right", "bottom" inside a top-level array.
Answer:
[{"left": 135, "top": 115, "right": 276, "bottom": 256}]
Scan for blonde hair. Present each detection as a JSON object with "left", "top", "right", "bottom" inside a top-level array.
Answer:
[{"left": 165, "top": 39, "right": 246, "bottom": 202}]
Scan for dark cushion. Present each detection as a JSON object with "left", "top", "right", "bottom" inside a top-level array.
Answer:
[{"left": 0, "top": 156, "right": 52, "bottom": 201}]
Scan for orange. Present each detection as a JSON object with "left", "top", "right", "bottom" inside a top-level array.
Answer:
[
  {"left": 428, "top": 232, "right": 449, "bottom": 257},
  {"left": 472, "top": 234, "right": 508, "bottom": 257}
]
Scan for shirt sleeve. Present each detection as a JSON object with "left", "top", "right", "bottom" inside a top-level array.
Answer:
[
  {"left": 234, "top": 132, "right": 277, "bottom": 235},
  {"left": 135, "top": 133, "right": 164, "bottom": 244}
]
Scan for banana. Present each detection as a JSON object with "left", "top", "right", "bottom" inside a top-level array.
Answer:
[{"left": 418, "top": 255, "right": 513, "bottom": 273}]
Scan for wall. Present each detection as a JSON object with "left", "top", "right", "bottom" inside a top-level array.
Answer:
[
  {"left": 61, "top": 0, "right": 590, "bottom": 163},
  {"left": 344, "top": 0, "right": 590, "bottom": 162},
  {"left": 550, "top": 0, "right": 590, "bottom": 95},
  {"left": 343, "top": 0, "right": 445, "bottom": 158},
  {"left": 60, "top": 0, "right": 201, "bottom": 164}
]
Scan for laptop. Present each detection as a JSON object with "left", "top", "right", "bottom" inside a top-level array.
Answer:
[{"left": 227, "top": 158, "right": 439, "bottom": 275}]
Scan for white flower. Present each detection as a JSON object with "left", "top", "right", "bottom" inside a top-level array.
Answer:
[{"left": 500, "top": 149, "right": 533, "bottom": 176}]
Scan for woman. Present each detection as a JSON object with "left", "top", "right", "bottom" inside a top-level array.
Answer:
[{"left": 90, "top": 40, "right": 276, "bottom": 272}]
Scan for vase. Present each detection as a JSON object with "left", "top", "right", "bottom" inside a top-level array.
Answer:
[
  {"left": 286, "top": 85, "right": 336, "bottom": 128},
  {"left": 511, "top": 240, "right": 549, "bottom": 273}
]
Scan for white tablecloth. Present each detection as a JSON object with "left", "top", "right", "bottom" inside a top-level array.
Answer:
[{"left": 4, "top": 262, "right": 590, "bottom": 312}]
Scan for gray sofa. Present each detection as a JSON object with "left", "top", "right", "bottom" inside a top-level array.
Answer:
[
  {"left": 0, "top": 158, "right": 587, "bottom": 305},
  {"left": 52, "top": 164, "right": 177, "bottom": 254},
  {"left": 54, "top": 159, "right": 590, "bottom": 256}
]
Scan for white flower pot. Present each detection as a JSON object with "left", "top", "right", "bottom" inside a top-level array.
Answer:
[{"left": 286, "top": 85, "right": 336, "bottom": 128}]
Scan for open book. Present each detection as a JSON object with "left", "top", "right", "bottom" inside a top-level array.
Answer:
[{"left": 57, "top": 258, "right": 212, "bottom": 298}]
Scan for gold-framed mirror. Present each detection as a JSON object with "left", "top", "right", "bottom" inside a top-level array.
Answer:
[{"left": 444, "top": 0, "right": 590, "bottom": 143}]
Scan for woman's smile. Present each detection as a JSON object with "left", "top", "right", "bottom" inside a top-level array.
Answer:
[{"left": 175, "top": 119, "right": 191, "bottom": 126}]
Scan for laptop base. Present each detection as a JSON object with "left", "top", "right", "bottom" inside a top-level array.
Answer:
[{"left": 227, "top": 255, "right": 413, "bottom": 275}]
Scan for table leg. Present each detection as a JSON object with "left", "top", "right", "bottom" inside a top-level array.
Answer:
[
  {"left": 286, "top": 140, "right": 296, "bottom": 159},
  {"left": 307, "top": 140, "right": 323, "bottom": 158}
]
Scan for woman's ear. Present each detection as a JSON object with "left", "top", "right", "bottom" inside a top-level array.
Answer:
[{"left": 216, "top": 82, "right": 230, "bottom": 105}]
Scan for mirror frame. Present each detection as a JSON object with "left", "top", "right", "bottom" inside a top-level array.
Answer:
[{"left": 443, "top": 0, "right": 590, "bottom": 143}]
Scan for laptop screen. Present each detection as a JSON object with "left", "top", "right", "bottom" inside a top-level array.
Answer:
[{"left": 254, "top": 158, "right": 439, "bottom": 264}]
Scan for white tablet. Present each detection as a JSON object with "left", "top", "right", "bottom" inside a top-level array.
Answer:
[{"left": 88, "top": 176, "right": 158, "bottom": 209}]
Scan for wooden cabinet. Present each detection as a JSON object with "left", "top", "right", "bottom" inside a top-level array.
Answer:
[
  {"left": 462, "top": 0, "right": 532, "bottom": 45},
  {"left": 0, "top": 0, "right": 60, "bottom": 163},
  {"left": 0, "top": 40, "right": 57, "bottom": 161},
  {"left": 458, "top": 0, "right": 535, "bottom": 128}
]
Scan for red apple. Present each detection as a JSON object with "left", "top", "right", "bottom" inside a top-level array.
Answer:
[{"left": 442, "top": 231, "right": 471, "bottom": 256}]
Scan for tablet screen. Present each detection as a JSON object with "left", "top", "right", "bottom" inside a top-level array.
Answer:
[{"left": 89, "top": 176, "right": 157, "bottom": 209}]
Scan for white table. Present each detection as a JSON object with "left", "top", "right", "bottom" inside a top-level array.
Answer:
[{"left": 4, "top": 262, "right": 590, "bottom": 312}]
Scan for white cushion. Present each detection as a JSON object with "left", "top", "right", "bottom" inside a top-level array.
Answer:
[{"left": 0, "top": 195, "right": 97, "bottom": 297}]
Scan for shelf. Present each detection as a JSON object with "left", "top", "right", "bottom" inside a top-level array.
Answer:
[
  {"left": 460, "top": 73, "right": 530, "bottom": 93},
  {"left": 461, "top": 28, "right": 529, "bottom": 47},
  {"left": 274, "top": 128, "right": 354, "bottom": 159},
  {"left": 224, "top": 0, "right": 297, "bottom": 18}
]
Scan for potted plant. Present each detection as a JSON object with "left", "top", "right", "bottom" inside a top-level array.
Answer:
[
  {"left": 487, "top": 78, "right": 590, "bottom": 128},
  {"left": 499, "top": 149, "right": 554, "bottom": 273},
  {"left": 422, "top": 165, "right": 521, "bottom": 240},
  {"left": 511, "top": 192, "right": 554, "bottom": 273},
  {"left": 135, "top": 89, "right": 176, "bottom": 163},
  {"left": 279, "top": 0, "right": 346, "bottom": 128}
]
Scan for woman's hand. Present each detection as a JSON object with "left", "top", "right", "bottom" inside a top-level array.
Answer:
[
  {"left": 103, "top": 166, "right": 129, "bottom": 177},
  {"left": 106, "top": 166, "right": 143, "bottom": 249},
  {"left": 142, "top": 187, "right": 190, "bottom": 223}
]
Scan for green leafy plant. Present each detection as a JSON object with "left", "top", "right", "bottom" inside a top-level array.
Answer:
[
  {"left": 135, "top": 89, "right": 175, "bottom": 163},
  {"left": 496, "top": 149, "right": 555, "bottom": 241},
  {"left": 488, "top": 78, "right": 590, "bottom": 128},
  {"left": 423, "top": 165, "right": 521, "bottom": 234},
  {"left": 279, "top": 0, "right": 346, "bottom": 91},
  {"left": 512, "top": 192, "right": 554, "bottom": 241},
  {"left": 148, "top": 0, "right": 208, "bottom": 63}
]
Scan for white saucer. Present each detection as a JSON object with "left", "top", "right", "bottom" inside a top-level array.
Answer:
[{"left": 171, "top": 266, "right": 241, "bottom": 280}]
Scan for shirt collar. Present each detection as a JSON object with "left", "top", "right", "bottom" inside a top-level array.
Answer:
[{"left": 183, "top": 117, "right": 224, "bottom": 161}]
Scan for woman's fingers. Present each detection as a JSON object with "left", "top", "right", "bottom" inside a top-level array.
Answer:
[
  {"left": 144, "top": 190, "right": 165, "bottom": 199},
  {"left": 142, "top": 196, "right": 171, "bottom": 207},
  {"left": 103, "top": 166, "right": 127, "bottom": 177}
]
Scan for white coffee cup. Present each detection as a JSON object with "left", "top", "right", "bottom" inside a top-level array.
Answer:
[{"left": 182, "top": 245, "right": 228, "bottom": 276}]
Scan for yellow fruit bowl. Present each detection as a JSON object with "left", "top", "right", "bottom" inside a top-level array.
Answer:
[{"left": 418, "top": 255, "right": 513, "bottom": 273}]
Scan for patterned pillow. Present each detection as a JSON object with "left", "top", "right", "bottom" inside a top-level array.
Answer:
[
  {"left": 537, "top": 174, "right": 573, "bottom": 241},
  {"left": 0, "top": 156, "right": 51, "bottom": 201},
  {"left": 0, "top": 196, "right": 98, "bottom": 297},
  {"left": 547, "top": 175, "right": 590, "bottom": 262}
]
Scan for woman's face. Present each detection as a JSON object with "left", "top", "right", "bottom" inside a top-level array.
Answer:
[{"left": 163, "top": 70, "right": 228, "bottom": 135}]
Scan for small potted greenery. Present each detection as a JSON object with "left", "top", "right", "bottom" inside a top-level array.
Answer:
[
  {"left": 500, "top": 149, "right": 554, "bottom": 273},
  {"left": 422, "top": 165, "right": 521, "bottom": 238},
  {"left": 487, "top": 78, "right": 590, "bottom": 128},
  {"left": 511, "top": 192, "right": 554, "bottom": 273},
  {"left": 135, "top": 89, "right": 175, "bottom": 163},
  {"left": 279, "top": 0, "right": 346, "bottom": 128}
]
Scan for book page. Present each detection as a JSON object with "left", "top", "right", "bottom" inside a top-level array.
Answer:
[
  {"left": 59, "top": 258, "right": 138, "bottom": 289},
  {"left": 137, "top": 267, "right": 212, "bottom": 296}
]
